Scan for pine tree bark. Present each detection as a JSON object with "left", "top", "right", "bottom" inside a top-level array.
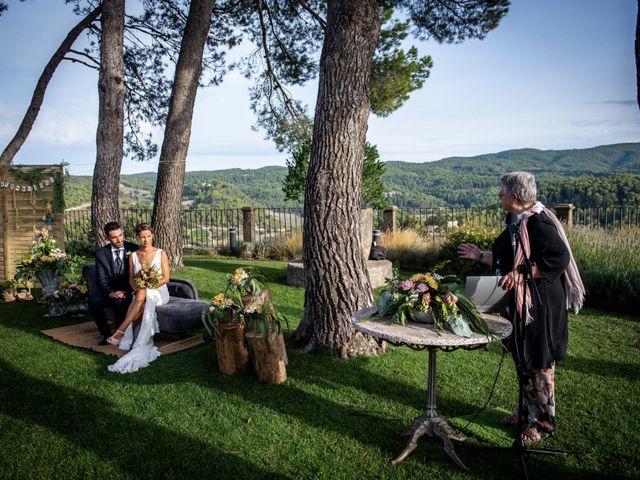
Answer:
[
  {"left": 0, "top": 5, "right": 102, "bottom": 166},
  {"left": 92, "top": 0, "right": 125, "bottom": 247},
  {"left": 151, "top": 0, "right": 215, "bottom": 269},
  {"left": 292, "top": 0, "right": 380, "bottom": 356}
]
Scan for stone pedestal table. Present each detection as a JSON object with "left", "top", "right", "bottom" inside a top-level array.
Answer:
[{"left": 353, "top": 306, "right": 512, "bottom": 470}]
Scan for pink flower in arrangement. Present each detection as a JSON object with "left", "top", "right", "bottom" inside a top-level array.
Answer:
[
  {"left": 416, "top": 283, "right": 428, "bottom": 293},
  {"left": 399, "top": 280, "right": 413, "bottom": 291},
  {"left": 441, "top": 292, "right": 458, "bottom": 306}
]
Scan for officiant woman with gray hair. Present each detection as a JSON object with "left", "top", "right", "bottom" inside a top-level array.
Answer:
[{"left": 457, "top": 171, "right": 585, "bottom": 444}]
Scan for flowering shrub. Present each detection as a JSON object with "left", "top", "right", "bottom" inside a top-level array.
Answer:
[
  {"left": 374, "top": 269, "right": 490, "bottom": 337},
  {"left": 14, "top": 227, "right": 80, "bottom": 281}
]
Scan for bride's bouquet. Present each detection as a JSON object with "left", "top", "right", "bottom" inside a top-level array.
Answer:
[{"left": 134, "top": 264, "right": 162, "bottom": 289}]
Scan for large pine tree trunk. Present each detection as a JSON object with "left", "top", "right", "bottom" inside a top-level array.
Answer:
[
  {"left": 151, "top": 0, "right": 215, "bottom": 269},
  {"left": 92, "top": 0, "right": 125, "bottom": 246},
  {"left": 0, "top": 5, "right": 102, "bottom": 166},
  {"left": 292, "top": 0, "right": 380, "bottom": 356}
]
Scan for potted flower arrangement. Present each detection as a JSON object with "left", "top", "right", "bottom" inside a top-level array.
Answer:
[
  {"left": 374, "top": 269, "right": 491, "bottom": 338},
  {"left": 202, "top": 291, "right": 249, "bottom": 375},
  {"left": 14, "top": 227, "right": 80, "bottom": 294},
  {"left": 57, "top": 279, "right": 89, "bottom": 315},
  {"left": 1, "top": 278, "right": 18, "bottom": 303}
]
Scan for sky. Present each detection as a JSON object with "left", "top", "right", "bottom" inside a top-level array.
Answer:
[{"left": 0, "top": 0, "right": 638, "bottom": 176}]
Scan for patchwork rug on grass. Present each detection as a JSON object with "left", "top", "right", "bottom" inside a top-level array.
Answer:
[{"left": 41, "top": 321, "right": 204, "bottom": 358}]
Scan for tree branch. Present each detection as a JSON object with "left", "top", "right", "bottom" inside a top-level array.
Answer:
[
  {"left": 297, "top": 0, "right": 326, "bottom": 30},
  {"left": 0, "top": 4, "right": 103, "bottom": 165},
  {"left": 63, "top": 56, "right": 100, "bottom": 70},
  {"left": 68, "top": 48, "right": 100, "bottom": 66},
  {"left": 256, "top": 0, "right": 301, "bottom": 121}
]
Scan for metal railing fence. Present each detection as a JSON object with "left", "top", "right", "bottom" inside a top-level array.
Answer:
[{"left": 64, "top": 205, "right": 640, "bottom": 250}]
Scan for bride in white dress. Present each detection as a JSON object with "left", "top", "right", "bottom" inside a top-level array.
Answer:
[{"left": 107, "top": 223, "right": 170, "bottom": 374}]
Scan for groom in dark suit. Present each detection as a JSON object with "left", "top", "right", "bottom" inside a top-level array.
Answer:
[{"left": 88, "top": 221, "right": 139, "bottom": 345}]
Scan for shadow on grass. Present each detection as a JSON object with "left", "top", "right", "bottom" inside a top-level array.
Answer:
[
  {"left": 561, "top": 356, "right": 640, "bottom": 381},
  {"left": 0, "top": 359, "right": 290, "bottom": 480},
  {"left": 93, "top": 342, "right": 506, "bottom": 466}
]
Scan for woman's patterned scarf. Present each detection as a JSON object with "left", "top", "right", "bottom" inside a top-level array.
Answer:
[{"left": 514, "top": 202, "right": 585, "bottom": 324}]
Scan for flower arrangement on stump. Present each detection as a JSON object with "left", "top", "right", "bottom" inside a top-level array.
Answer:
[
  {"left": 374, "top": 269, "right": 490, "bottom": 337},
  {"left": 202, "top": 267, "right": 288, "bottom": 383},
  {"left": 202, "top": 291, "right": 249, "bottom": 375}
]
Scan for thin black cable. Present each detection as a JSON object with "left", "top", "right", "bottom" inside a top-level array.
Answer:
[{"left": 453, "top": 344, "right": 508, "bottom": 435}]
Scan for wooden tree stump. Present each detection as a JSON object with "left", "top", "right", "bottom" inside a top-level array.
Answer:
[
  {"left": 214, "top": 323, "right": 249, "bottom": 375},
  {"left": 245, "top": 329, "right": 287, "bottom": 384}
]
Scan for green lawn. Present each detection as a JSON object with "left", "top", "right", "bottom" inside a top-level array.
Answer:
[{"left": 1, "top": 257, "right": 638, "bottom": 479}]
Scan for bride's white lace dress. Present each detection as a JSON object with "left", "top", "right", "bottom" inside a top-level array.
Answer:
[{"left": 108, "top": 249, "right": 169, "bottom": 374}]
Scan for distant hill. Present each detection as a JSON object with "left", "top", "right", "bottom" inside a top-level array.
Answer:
[{"left": 64, "top": 142, "right": 640, "bottom": 209}]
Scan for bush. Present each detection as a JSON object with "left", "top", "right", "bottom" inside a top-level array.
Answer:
[
  {"left": 438, "top": 225, "right": 499, "bottom": 276},
  {"left": 65, "top": 238, "right": 96, "bottom": 258},
  {"left": 567, "top": 226, "right": 640, "bottom": 312}
]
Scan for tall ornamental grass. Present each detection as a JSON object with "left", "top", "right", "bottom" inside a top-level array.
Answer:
[
  {"left": 380, "top": 228, "right": 440, "bottom": 269},
  {"left": 567, "top": 226, "right": 640, "bottom": 310}
]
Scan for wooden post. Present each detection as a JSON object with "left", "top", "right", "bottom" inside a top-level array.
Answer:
[
  {"left": 554, "top": 203, "right": 574, "bottom": 225},
  {"left": 2, "top": 192, "right": 9, "bottom": 281},
  {"left": 383, "top": 206, "right": 398, "bottom": 232},
  {"left": 242, "top": 207, "right": 255, "bottom": 243}
]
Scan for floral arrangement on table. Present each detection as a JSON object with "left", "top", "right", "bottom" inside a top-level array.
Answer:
[
  {"left": 14, "top": 227, "right": 81, "bottom": 283},
  {"left": 373, "top": 269, "right": 490, "bottom": 337},
  {"left": 134, "top": 264, "right": 162, "bottom": 290}
]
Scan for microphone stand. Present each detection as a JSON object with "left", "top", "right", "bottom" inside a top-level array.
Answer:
[{"left": 509, "top": 224, "right": 570, "bottom": 479}]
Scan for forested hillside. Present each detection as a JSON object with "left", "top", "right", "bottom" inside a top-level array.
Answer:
[{"left": 64, "top": 143, "right": 640, "bottom": 209}]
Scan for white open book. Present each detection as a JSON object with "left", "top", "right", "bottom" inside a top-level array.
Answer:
[{"left": 463, "top": 276, "right": 510, "bottom": 313}]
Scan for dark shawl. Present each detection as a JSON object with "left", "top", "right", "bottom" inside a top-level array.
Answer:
[{"left": 493, "top": 211, "right": 570, "bottom": 369}]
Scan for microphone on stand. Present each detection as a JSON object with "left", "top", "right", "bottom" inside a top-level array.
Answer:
[{"left": 505, "top": 212, "right": 518, "bottom": 253}]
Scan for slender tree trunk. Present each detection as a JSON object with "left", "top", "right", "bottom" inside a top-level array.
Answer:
[
  {"left": 292, "top": 0, "right": 380, "bottom": 356},
  {"left": 636, "top": 0, "right": 639, "bottom": 110},
  {"left": 152, "top": 0, "right": 215, "bottom": 269},
  {"left": 0, "top": 5, "right": 102, "bottom": 166},
  {"left": 92, "top": 0, "right": 125, "bottom": 247}
]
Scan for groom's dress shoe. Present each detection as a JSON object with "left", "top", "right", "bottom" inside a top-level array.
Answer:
[{"left": 98, "top": 335, "right": 110, "bottom": 346}]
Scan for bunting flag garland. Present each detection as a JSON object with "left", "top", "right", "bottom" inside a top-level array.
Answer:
[{"left": 0, "top": 176, "right": 57, "bottom": 193}]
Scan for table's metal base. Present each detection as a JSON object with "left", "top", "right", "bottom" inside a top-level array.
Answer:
[{"left": 391, "top": 414, "right": 468, "bottom": 470}]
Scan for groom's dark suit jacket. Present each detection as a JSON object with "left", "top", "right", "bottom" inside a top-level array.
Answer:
[{"left": 95, "top": 240, "right": 139, "bottom": 297}]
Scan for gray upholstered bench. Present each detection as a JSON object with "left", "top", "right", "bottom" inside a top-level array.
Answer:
[{"left": 82, "top": 264, "right": 209, "bottom": 334}]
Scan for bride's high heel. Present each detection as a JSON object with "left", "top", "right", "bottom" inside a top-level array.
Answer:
[{"left": 107, "top": 329, "right": 126, "bottom": 346}]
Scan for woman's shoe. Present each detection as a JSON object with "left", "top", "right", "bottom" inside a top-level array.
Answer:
[
  {"left": 520, "top": 425, "right": 553, "bottom": 445},
  {"left": 499, "top": 412, "right": 519, "bottom": 426},
  {"left": 106, "top": 330, "right": 125, "bottom": 346}
]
